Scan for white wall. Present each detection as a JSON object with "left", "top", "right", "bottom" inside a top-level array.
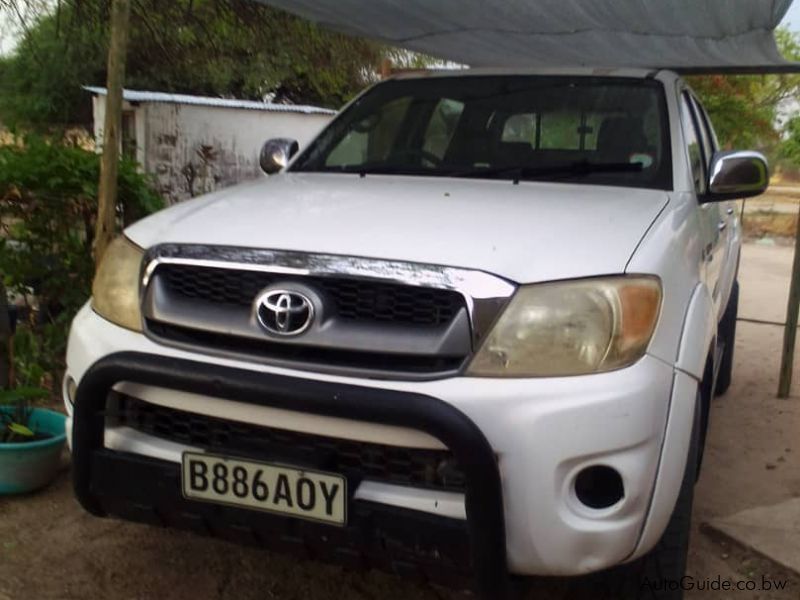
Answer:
[
  {"left": 92, "top": 95, "right": 332, "bottom": 204},
  {"left": 91, "top": 96, "right": 148, "bottom": 168}
]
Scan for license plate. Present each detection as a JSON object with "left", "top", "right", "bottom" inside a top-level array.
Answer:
[{"left": 181, "top": 452, "right": 347, "bottom": 526}]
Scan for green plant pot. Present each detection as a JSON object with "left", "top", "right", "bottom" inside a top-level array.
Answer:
[{"left": 0, "top": 408, "right": 67, "bottom": 495}]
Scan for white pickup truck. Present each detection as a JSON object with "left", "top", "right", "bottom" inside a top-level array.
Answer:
[{"left": 66, "top": 68, "right": 767, "bottom": 599}]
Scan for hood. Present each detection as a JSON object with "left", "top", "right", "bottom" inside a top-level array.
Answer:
[{"left": 126, "top": 173, "right": 669, "bottom": 283}]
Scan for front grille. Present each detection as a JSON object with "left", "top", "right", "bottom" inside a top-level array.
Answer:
[
  {"left": 160, "top": 265, "right": 463, "bottom": 327},
  {"left": 110, "top": 395, "right": 466, "bottom": 492},
  {"left": 146, "top": 321, "right": 466, "bottom": 374}
]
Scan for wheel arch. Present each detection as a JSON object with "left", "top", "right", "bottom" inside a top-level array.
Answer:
[
  {"left": 675, "top": 283, "right": 716, "bottom": 381},
  {"left": 631, "top": 284, "right": 714, "bottom": 559},
  {"left": 676, "top": 283, "right": 717, "bottom": 475}
]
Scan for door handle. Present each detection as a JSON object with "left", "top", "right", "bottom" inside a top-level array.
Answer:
[
  {"left": 704, "top": 242, "right": 714, "bottom": 262},
  {"left": 718, "top": 221, "right": 727, "bottom": 231},
  {"left": 726, "top": 207, "right": 735, "bottom": 215}
]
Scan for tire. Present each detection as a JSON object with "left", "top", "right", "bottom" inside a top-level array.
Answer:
[
  {"left": 715, "top": 280, "right": 739, "bottom": 396},
  {"left": 583, "top": 392, "right": 701, "bottom": 600}
]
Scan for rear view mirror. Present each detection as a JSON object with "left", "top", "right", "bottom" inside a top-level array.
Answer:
[
  {"left": 705, "top": 150, "right": 769, "bottom": 202},
  {"left": 260, "top": 138, "right": 300, "bottom": 175}
]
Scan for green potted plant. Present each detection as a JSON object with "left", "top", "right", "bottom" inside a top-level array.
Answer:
[{"left": 0, "top": 387, "right": 67, "bottom": 495}]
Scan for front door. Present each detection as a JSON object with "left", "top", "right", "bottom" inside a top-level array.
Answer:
[{"left": 680, "top": 92, "right": 724, "bottom": 315}]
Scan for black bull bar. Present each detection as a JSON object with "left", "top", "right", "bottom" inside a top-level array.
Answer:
[{"left": 71, "top": 352, "right": 510, "bottom": 598}]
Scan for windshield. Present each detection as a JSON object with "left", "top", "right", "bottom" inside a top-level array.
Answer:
[{"left": 291, "top": 76, "right": 672, "bottom": 189}]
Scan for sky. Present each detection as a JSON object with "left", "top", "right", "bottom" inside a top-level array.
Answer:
[{"left": 783, "top": 2, "right": 800, "bottom": 30}]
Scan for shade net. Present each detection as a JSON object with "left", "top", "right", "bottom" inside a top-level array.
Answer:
[{"left": 257, "top": 0, "right": 800, "bottom": 73}]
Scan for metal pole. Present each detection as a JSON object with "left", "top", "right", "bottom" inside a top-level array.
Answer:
[
  {"left": 93, "top": 0, "right": 131, "bottom": 268},
  {"left": 778, "top": 206, "right": 800, "bottom": 397}
]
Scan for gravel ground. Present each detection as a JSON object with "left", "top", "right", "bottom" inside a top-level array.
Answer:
[{"left": 1, "top": 241, "right": 799, "bottom": 600}]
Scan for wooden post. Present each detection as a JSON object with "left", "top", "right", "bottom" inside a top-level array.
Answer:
[
  {"left": 93, "top": 0, "right": 131, "bottom": 267},
  {"left": 778, "top": 208, "right": 800, "bottom": 397},
  {"left": 380, "top": 57, "right": 392, "bottom": 79}
]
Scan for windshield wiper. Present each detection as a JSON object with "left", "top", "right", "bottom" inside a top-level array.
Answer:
[
  {"left": 306, "top": 160, "right": 644, "bottom": 182},
  {"left": 444, "top": 160, "right": 644, "bottom": 183},
  {"left": 315, "top": 162, "right": 432, "bottom": 177}
]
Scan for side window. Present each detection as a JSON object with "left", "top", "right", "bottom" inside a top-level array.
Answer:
[
  {"left": 693, "top": 97, "right": 720, "bottom": 153},
  {"left": 689, "top": 95, "right": 713, "bottom": 168},
  {"left": 502, "top": 113, "right": 538, "bottom": 144},
  {"left": 538, "top": 111, "right": 604, "bottom": 151},
  {"left": 582, "top": 113, "right": 604, "bottom": 150},
  {"left": 540, "top": 110, "right": 581, "bottom": 150},
  {"left": 422, "top": 98, "right": 465, "bottom": 160},
  {"left": 325, "top": 96, "right": 412, "bottom": 167},
  {"left": 680, "top": 94, "right": 705, "bottom": 194}
]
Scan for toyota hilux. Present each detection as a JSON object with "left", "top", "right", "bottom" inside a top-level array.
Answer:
[{"left": 65, "top": 68, "right": 768, "bottom": 599}]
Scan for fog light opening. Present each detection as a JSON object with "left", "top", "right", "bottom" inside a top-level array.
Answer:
[
  {"left": 574, "top": 465, "right": 624, "bottom": 509},
  {"left": 65, "top": 376, "right": 77, "bottom": 406}
]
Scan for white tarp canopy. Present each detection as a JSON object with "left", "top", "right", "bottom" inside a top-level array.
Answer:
[{"left": 257, "top": 0, "right": 800, "bottom": 73}]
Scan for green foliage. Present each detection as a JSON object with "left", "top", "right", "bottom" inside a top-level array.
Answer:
[
  {"left": 687, "top": 75, "right": 779, "bottom": 149},
  {"left": 0, "top": 135, "right": 163, "bottom": 386},
  {"left": 779, "top": 116, "right": 800, "bottom": 169},
  {"left": 687, "top": 28, "right": 800, "bottom": 152},
  {"left": 0, "top": 8, "right": 106, "bottom": 127},
  {"left": 0, "top": 387, "right": 47, "bottom": 443},
  {"left": 10, "top": 321, "right": 60, "bottom": 389},
  {"left": 0, "top": 0, "right": 386, "bottom": 128}
]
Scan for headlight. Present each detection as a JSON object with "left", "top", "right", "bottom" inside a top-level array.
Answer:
[
  {"left": 467, "top": 276, "right": 661, "bottom": 377},
  {"left": 91, "top": 236, "right": 145, "bottom": 331}
]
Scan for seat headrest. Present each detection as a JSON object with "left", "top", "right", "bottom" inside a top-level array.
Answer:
[{"left": 597, "top": 117, "right": 648, "bottom": 160}]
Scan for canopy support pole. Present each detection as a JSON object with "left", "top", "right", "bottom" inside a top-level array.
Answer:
[{"left": 778, "top": 206, "right": 800, "bottom": 397}]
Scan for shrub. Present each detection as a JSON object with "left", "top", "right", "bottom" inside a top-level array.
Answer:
[{"left": 0, "top": 135, "right": 163, "bottom": 389}]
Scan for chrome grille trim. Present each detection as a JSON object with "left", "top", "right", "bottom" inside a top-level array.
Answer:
[
  {"left": 142, "top": 244, "right": 516, "bottom": 346},
  {"left": 140, "top": 244, "right": 516, "bottom": 378}
]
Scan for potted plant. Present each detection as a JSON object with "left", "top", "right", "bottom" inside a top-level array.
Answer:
[{"left": 0, "top": 387, "right": 67, "bottom": 495}]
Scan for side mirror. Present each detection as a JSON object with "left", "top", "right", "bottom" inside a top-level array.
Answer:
[
  {"left": 260, "top": 138, "right": 299, "bottom": 175},
  {"left": 705, "top": 150, "right": 769, "bottom": 202}
]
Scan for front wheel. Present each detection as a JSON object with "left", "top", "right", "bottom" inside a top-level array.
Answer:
[{"left": 587, "top": 391, "right": 701, "bottom": 600}]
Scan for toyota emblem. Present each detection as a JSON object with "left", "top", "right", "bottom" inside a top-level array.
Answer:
[{"left": 256, "top": 290, "right": 315, "bottom": 336}]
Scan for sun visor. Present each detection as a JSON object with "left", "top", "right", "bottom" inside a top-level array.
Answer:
[{"left": 256, "top": 0, "right": 800, "bottom": 74}]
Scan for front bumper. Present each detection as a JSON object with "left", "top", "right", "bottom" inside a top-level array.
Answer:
[
  {"left": 72, "top": 351, "right": 504, "bottom": 595},
  {"left": 66, "top": 303, "right": 694, "bottom": 586}
]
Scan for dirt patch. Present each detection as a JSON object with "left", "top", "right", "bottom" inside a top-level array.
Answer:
[
  {"left": 740, "top": 186, "right": 800, "bottom": 240},
  {"left": 683, "top": 320, "right": 800, "bottom": 599},
  {"left": 742, "top": 211, "right": 797, "bottom": 239}
]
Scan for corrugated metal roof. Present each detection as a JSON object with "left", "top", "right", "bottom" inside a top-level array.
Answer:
[{"left": 83, "top": 86, "right": 336, "bottom": 115}]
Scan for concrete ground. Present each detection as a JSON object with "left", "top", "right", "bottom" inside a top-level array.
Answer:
[
  {"left": 684, "top": 242, "right": 800, "bottom": 599},
  {"left": 708, "top": 498, "right": 800, "bottom": 576},
  {"left": 1, "top": 241, "right": 800, "bottom": 600}
]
